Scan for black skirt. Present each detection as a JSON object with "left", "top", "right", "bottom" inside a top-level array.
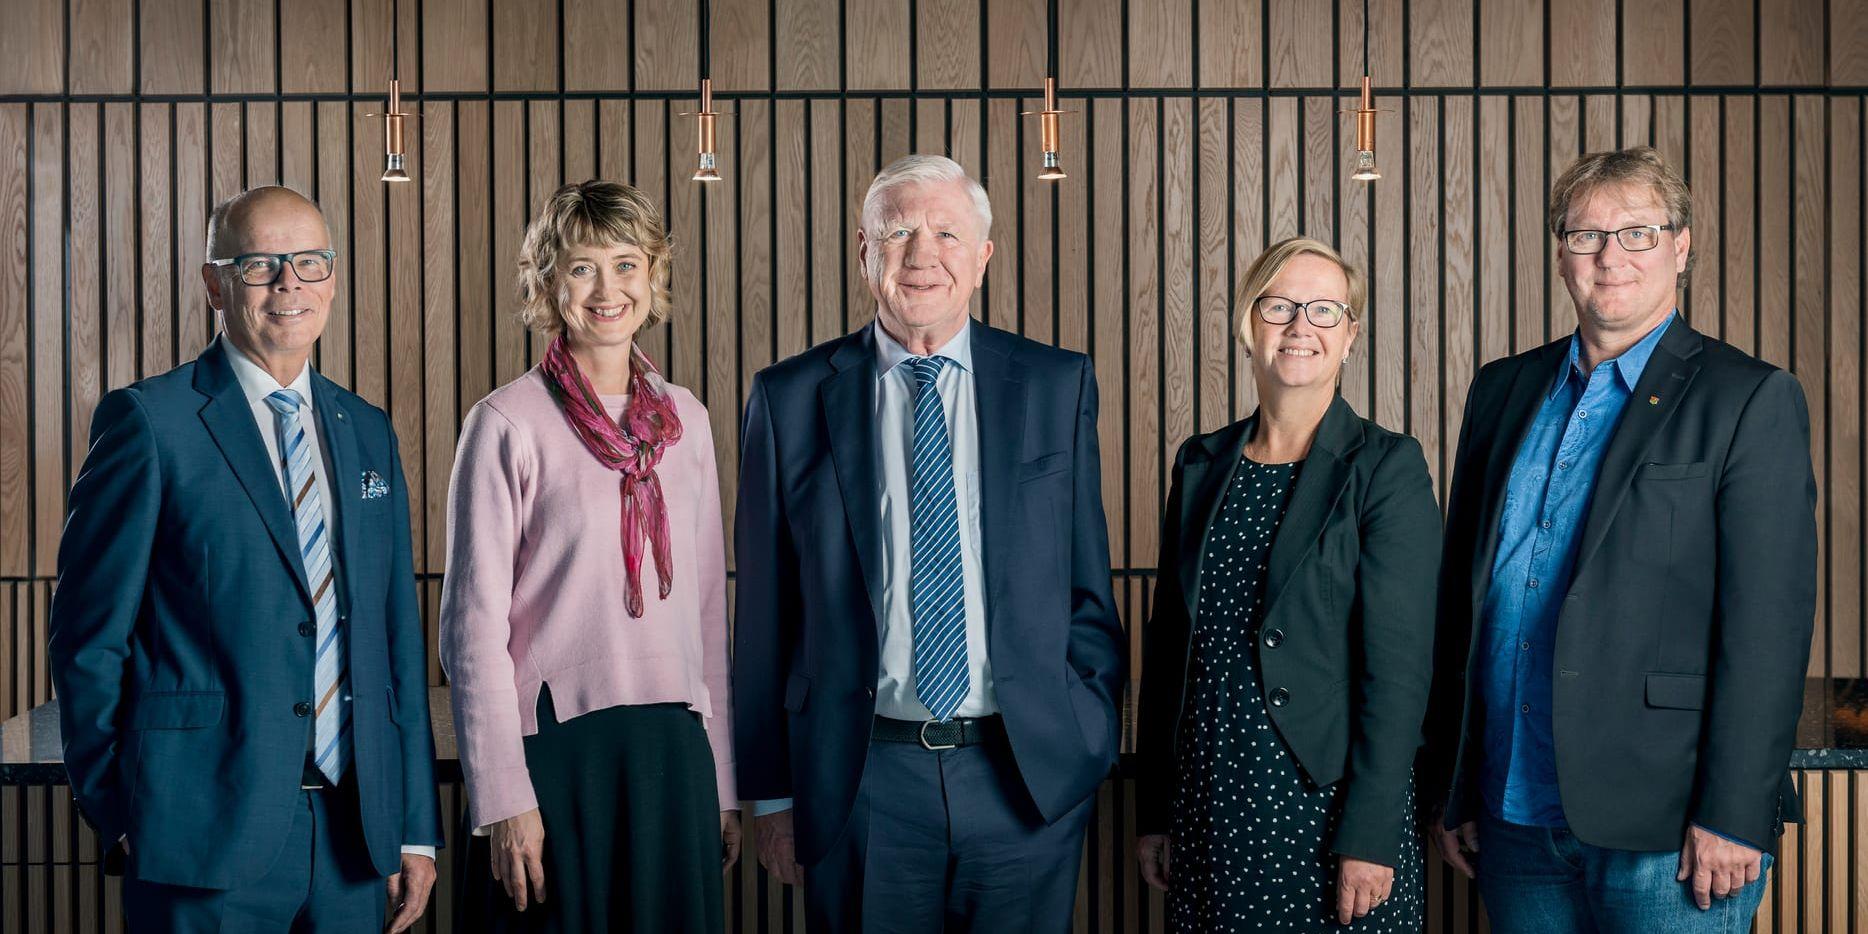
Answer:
[{"left": 455, "top": 686, "right": 725, "bottom": 934}]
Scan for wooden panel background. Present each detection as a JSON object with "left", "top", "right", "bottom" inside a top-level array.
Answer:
[{"left": 1, "top": 0, "right": 1863, "bottom": 931}]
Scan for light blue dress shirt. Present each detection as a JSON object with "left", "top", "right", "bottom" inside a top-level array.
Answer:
[{"left": 1478, "top": 314, "right": 1674, "bottom": 828}]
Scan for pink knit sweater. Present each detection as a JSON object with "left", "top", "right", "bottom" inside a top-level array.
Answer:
[{"left": 439, "top": 368, "right": 735, "bottom": 830}]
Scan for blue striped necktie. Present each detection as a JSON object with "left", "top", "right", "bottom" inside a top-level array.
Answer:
[
  {"left": 264, "top": 389, "right": 350, "bottom": 784},
  {"left": 906, "top": 356, "right": 970, "bottom": 722}
]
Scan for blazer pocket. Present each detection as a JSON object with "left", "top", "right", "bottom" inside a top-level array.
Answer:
[
  {"left": 1644, "top": 672, "right": 1707, "bottom": 710},
  {"left": 1018, "top": 451, "right": 1070, "bottom": 484},
  {"left": 1638, "top": 461, "right": 1710, "bottom": 481},
  {"left": 129, "top": 691, "right": 225, "bottom": 730},
  {"left": 783, "top": 672, "right": 812, "bottom": 713}
]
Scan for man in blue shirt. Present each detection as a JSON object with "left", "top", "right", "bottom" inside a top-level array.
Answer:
[{"left": 1421, "top": 148, "right": 1816, "bottom": 933}]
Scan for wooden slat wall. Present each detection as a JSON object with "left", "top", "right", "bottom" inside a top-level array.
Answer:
[{"left": 1, "top": 1, "right": 1862, "bottom": 932}]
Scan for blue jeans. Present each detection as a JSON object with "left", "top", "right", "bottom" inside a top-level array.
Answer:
[{"left": 1475, "top": 812, "right": 1771, "bottom": 934}]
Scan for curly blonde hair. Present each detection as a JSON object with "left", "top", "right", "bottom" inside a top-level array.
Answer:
[{"left": 516, "top": 180, "right": 674, "bottom": 334}]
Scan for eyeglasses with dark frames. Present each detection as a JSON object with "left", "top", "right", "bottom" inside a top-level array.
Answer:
[
  {"left": 207, "top": 250, "right": 339, "bottom": 286},
  {"left": 1254, "top": 295, "right": 1352, "bottom": 329},
  {"left": 1559, "top": 225, "right": 1673, "bottom": 255}
]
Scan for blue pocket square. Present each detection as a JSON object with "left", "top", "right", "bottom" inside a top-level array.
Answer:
[{"left": 361, "top": 470, "right": 389, "bottom": 500}]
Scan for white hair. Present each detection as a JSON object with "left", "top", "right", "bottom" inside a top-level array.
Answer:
[{"left": 859, "top": 154, "right": 993, "bottom": 238}]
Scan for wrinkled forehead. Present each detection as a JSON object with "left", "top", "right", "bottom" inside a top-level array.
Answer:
[
  {"left": 1564, "top": 180, "right": 1668, "bottom": 229},
  {"left": 870, "top": 181, "right": 980, "bottom": 231},
  {"left": 225, "top": 199, "right": 332, "bottom": 255}
]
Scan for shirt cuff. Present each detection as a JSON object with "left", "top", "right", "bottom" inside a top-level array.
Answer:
[
  {"left": 1693, "top": 822, "right": 1762, "bottom": 853},
  {"left": 752, "top": 798, "right": 794, "bottom": 817},
  {"left": 401, "top": 845, "right": 437, "bottom": 860}
]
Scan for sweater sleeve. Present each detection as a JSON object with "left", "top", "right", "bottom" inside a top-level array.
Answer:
[
  {"left": 438, "top": 401, "right": 539, "bottom": 830},
  {"left": 691, "top": 400, "right": 739, "bottom": 809}
]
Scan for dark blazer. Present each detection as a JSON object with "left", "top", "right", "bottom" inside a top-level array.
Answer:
[
  {"left": 732, "top": 322, "right": 1127, "bottom": 865},
  {"left": 1420, "top": 320, "right": 1817, "bottom": 853},
  {"left": 1135, "top": 397, "right": 1442, "bottom": 868},
  {"left": 47, "top": 337, "right": 444, "bottom": 889}
]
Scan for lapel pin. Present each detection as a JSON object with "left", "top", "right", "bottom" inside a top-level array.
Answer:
[
  {"left": 361, "top": 470, "right": 389, "bottom": 500},
  {"left": 1647, "top": 395, "right": 1660, "bottom": 405}
]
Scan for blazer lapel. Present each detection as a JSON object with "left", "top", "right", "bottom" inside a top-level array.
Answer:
[
  {"left": 1571, "top": 323, "right": 1703, "bottom": 575},
  {"left": 193, "top": 339, "right": 314, "bottom": 607},
  {"left": 1467, "top": 341, "right": 1569, "bottom": 611},
  {"left": 312, "top": 373, "right": 361, "bottom": 612},
  {"left": 1260, "top": 398, "right": 1360, "bottom": 621},
  {"left": 971, "top": 325, "right": 1027, "bottom": 623},
  {"left": 821, "top": 328, "right": 887, "bottom": 629},
  {"left": 1176, "top": 419, "right": 1251, "bottom": 622}
]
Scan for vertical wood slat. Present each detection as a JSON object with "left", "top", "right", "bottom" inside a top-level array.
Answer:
[
  {"left": 0, "top": 106, "right": 28, "bottom": 577},
  {"left": 0, "top": 0, "right": 63, "bottom": 95},
  {"left": 0, "top": 3, "right": 1862, "bottom": 933},
  {"left": 31, "top": 104, "right": 63, "bottom": 577},
  {"left": 563, "top": 0, "right": 630, "bottom": 92}
]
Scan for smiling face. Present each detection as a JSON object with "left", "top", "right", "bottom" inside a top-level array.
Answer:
[
  {"left": 858, "top": 179, "right": 994, "bottom": 347},
  {"left": 1247, "top": 253, "right": 1360, "bottom": 392},
  {"left": 1557, "top": 180, "right": 1689, "bottom": 340},
  {"left": 203, "top": 190, "right": 335, "bottom": 376},
  {"left": 554, "top": 241, "right": 654, "bottom": 353}
]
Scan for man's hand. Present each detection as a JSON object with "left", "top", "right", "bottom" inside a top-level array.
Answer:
[
  {"left": 1335, "top": 856, "right": 1395, "bottom": 925},
  {"left": 1677, "top": 824, "right": 1763, "bottom": 910},
  {"left": 1136, "top": 834, "right": 1171, "bottom": 892},
  {"left": 754, "top": 809, "right": 805, "bottom": 885},
  {"left": 1427, "top": 808, "right": 1478, "bottom": 879},
  {"left": 384, "top": 853, "right": 436, "bottom": 933},
  {"left": 490, "top": 808, "right": 548, "bottom": 911},
  {"left": 721, "top": 810, "right": 743, "bottom": 871}
]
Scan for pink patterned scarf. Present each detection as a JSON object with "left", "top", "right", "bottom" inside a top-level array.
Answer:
[{"left": 538, "top": 335, "right": 683, "bottom": 618}]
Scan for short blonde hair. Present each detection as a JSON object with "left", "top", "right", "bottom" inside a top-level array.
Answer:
[
  {"left": 1233, "top": 237, "right": 1366, "bottom": 353},
  {"left": 516, "top": 180, "right": 673, "bottom": 334},
  {"left": 1548, "top": 146, "right": 1694, "bottom": 282}
]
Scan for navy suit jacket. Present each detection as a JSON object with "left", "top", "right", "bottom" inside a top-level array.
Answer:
[
  {"left": 732, "top": 322, "right": 1126, "bottom": 865},
  {"left": 47, "top": 337, "right": 443, "bottom": 889}
]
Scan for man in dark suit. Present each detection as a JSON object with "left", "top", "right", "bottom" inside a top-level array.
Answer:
[
  {"left": 48, "top": 187, "right": 443, "bottom": 931},
  {"left": 1422, "top": 147, "right": 1816, "bottom": 932},
  {"left": 733, "top": 154, "right": 1126, "bottom": 932}
]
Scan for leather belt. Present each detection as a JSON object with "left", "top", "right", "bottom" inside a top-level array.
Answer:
[{"left": 872, "top": 715, "right": 1004, "bottom": 751}]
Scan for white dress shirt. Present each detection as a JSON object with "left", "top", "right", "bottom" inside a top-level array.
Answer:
[
  {"left": 871, "top": 319, "right": 998, "bottom": 720},
  {"left": 223, "top": 336, "right": 436, "bottom": 862},
  {"left": 754, "top": 320, "right": 999, "bottom": 819}
]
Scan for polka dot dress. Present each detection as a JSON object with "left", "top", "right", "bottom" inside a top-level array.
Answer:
[{"left": 1168, "top": 458, "right": 1424, "bottom": 933}]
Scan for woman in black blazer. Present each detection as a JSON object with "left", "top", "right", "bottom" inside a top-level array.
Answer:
[{"left": 1135, "top": 237, "right": 1441, "bottom": 932}]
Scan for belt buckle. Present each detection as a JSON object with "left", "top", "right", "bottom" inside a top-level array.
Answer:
[{"left": 918, "top": 719, "right": 958, "bottom": 751}]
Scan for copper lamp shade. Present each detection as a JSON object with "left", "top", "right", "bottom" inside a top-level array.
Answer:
[
  {"left": 1024, "top": 77, "right": 1069, "bottom": 181},
  {"left": 1348, "top": 75, "right": 1381, "bottom": 182}
]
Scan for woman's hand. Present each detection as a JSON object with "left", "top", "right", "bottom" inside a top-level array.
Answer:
[
  {"left": 721, "top": 810, "right": 743, "bottom": 871},
  {"left": 1136, "top": 834, "right": 1172, "bottom": 892},
  {"left": 489, "top": 808, "right": 547, "bottom": 911},
  {"left": 1335, "top": 855, "right": 1394, "bottom": 925}
]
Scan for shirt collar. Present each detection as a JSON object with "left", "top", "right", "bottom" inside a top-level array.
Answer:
[
  {"left": 1552, "top": 311, "right": 1676, "bottom": 398},
  {"left": 873, "top": 318, "right": 974, "bottom": 377},
  {"left": 221, "top": 333, "right": 317, "bottom": 413}
]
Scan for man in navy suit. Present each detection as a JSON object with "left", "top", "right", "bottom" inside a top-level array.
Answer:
[
  {"left": 48, "top": 186, "right": 443, "bottom": 932},
  {"left": 733, "top": 154, "right": 1126, "bottom": 932}
]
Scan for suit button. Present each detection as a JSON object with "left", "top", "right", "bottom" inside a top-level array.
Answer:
[
  {"left": 865, "top": 687, "right": 875, "bottom": 699},
  {"left": 1264, "top": 629, "right": 1284, "bottom": 648},
  {"left": 1270, "top": 688, "right": 1290, "bottom": 707},
  {"left": 338, "top": 616, "right": 347, "bottom": 626},
  {"left": 298, "top": 621, "right": 315, "bottom": 637},
  {"left": 293, "top": 701, "right": 312, "bottom": 717}
]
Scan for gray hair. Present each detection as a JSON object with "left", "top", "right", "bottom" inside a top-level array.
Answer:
[{"left": 859, "top": 154, "right": 993, "bottom": 238}]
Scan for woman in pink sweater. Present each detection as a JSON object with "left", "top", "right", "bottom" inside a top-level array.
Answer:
[{"left": 440, "top": 180, "right": 737, "bottom": 933}]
